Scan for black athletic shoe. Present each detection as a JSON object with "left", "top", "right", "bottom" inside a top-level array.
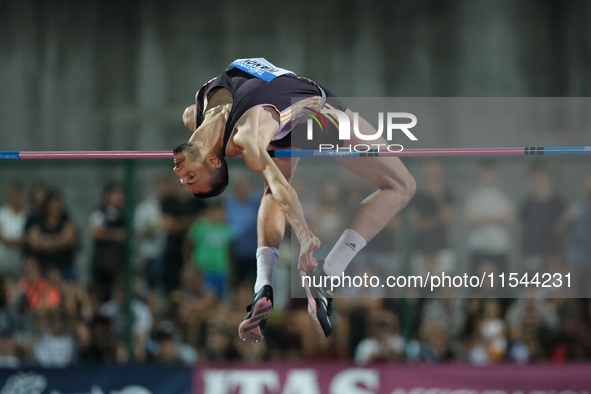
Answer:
[
  {"left": 238, "top": 285, "right": 273, "bottom": 343},
  {"left": 303, "top": 260, "right": 334, "bottom": 337}
]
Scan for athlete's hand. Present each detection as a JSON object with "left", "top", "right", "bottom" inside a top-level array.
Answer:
[{"left": 297, "top": 229, "right": 321, "bottom": 272}]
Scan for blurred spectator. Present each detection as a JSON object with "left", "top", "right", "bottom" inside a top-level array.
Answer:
[
  {"left": 153, "top": 330, "right": 182, "bottom": 364},
  {"left": 459, "top": 298, "right": 483, "bottom": 344},
  {"left": 133, "top": 335, "right": 148, "bottom": 364},
  {"left": 99, "top": 285, "right": 153, "bottom": 342},
  {"left": 164, "top": 311, "right": 199, "bottom": 365},
  {"left": 0, "top": 184, "right": 27, "bottom": 277},
  {"left": 506, "top": 297, "right": 558, "bottom": 334},
  {"left": 293, "top": 302, "right": 343, "bottom": 360},
  {"left": 27, "top": 190, "right": 77, "bottom": 279},
  {"left": 225, "top": 176, "right": 261, "bottom": 286},
  {"left": 170, "top": 264, "right": 217, "bottom": 348},
  {"left": 548, "top": 298, "right": 589, "bottom": 362},
  {"left": 78, "top": 315, "right": 116, "bottom": 364},
  {"left": 203, "top": 318, "right": 239, "bottom": 362},
  {"left": 549, "top": 297, "right": 581, "bottom": 330},
  {"left": 559, "top": 173, "right": 591, "bottom": 297},
  {"left": 519, "top": 162, "right": 565, "bottom": 272},
  {"left": 184, "top": 202, "right": 234, "bottom": 299},
  {"left": 264, "top": 312, "right": 302, "bottom": 362},
  {"left": 0, "top": 329, "right": 19, "bottom": 368},
  {"left": 354, "top": 310, "right": 405, "bottom": 365},
  {"left": 506, "top": 296, "right": 558, "bottom": 362},
  {"left": 410, "top": 160, "right": 455, "bottom": 275},
  {"left": 0, "top": 277, "right": 19, "bottom": 367},
  {"left": 135, "top": 177, "right": 169, "bottom": 288},
  {"left": 465, "top": 160, "right": 515, "bottom": 272},
  {"left": 89, "top": 183, "right": 126, "bottom": 299},
  {"left": 16, "top": 256, "right": 60, "bottom": 312},
  {"left": 480, "top": 300, "right": 507, "bottom": 362},
  {"left": 34, "top": 308, "right": 75, "bottom": 367},
  {"left": 418, "top": 323, "right": 454, "bottom": 362},
  {"left": 508, "top": 324, "right": 530, "bottom": 364},
  {"left": 337, "top": 297, "right": 383, "bottom": 359},
  {"left": 22, "top": 180, "right": 50, "bottom": 257},
  {"left": 161, "top": 181, "right": 205, "bottom": 293},
  {"left": 363, "top": 219, "right": 401, "bottom": 276},
  {"left": 0, "top": 279, "right": 14, "bottom": 332},
  {"left": 467, "top": 319, "right": 490, "bottom": 365},
  {"left": 509, "top": 305, "right": 549, "bottom": 363},
  {"left": 420, "top": 295, "right": 467, "bottom": 343},
  {"left": 147, "top": 320, "right": 197, "bottom": 365},
  {"left": 234, "top": 335, "right": 267, "bottom": 362}
]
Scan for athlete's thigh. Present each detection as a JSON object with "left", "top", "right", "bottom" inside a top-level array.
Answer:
[{"left": 337, "top": 110, "right": 412, "bottom": 188}]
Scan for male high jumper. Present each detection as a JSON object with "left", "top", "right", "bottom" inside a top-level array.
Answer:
[{"left": 173, "top": 58, "right": 415, "bottom": 342}]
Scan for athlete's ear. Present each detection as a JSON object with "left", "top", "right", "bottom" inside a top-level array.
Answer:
[
  {"left": 183, "top": 105, "right": 196, "bottom": 131},
  {"left": 205, "top": 154, "right": 222, "bottom": 169}
]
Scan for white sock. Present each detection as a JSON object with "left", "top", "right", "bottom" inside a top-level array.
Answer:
[
  {"left": 254, "top": 246, "right": 278, "bottom": 293},
  {"left": 323, "top": 228, "right": 367, "bottom": 277}
]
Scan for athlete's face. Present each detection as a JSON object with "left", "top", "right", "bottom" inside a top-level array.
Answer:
[{"left": 173, "top": 151, "right": 212, "bottom": 194}]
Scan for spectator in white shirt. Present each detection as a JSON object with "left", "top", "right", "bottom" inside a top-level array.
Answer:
[
  {"left": 354, "top": 310, "right": 405, "bottom": 365},
  {"left": 465, "top": 160, "right": 516, "bottom": 273},
  {"left": 34, "top": 309, "right": 75, "bottom": 367},
  {"left": 134, "top": 177, "right": 170, "bottom": 288},
  {"left": 100, "top": 286, "right": 153, "bottom": 342},
  {"left": 0, "top": 184, "right": 27, "bottom": 277}
]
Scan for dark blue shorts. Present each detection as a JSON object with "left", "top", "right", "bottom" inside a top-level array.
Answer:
[{"left": 266, "top": 75, "right": 347, "bottom": 150}]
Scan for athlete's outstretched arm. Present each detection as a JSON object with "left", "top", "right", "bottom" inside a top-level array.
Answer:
[{"left": 234, "top": 115, "right": 320, "bottom": 271}]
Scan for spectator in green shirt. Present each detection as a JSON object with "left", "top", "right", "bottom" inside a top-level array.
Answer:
[{"left": 185, "top": 201, "right": 234, "bottom": 299}]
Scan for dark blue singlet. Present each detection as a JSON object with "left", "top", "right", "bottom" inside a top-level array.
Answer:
[{"left": 194, "top": 67, "right": 346, "bottom": 154}]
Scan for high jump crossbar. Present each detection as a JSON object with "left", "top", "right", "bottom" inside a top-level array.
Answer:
[{"left": 0, "top": 146, "right": 590, "bottom": 160}]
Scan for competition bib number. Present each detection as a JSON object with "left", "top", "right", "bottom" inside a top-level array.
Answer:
[{"left": 227, "top": 58, "right": 295, "bottom": 82}]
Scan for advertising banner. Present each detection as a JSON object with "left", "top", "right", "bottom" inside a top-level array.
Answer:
[
  {"left": 195, "top": 362, "right": 591, "bottom": 394},
  {"left": 0, "top": 365, "right": 192, "bottom": 394}
]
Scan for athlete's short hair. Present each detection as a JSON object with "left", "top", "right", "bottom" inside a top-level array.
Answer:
[
  {"left": 193, "top": 156, "right": 229, "bottom": 199},
  {"left": 173, "top": 142, "right": 201, "bottom": 161}
]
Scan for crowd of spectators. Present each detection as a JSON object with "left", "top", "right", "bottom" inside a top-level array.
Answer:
[{"left": 0, "top": 160, "right": 590, "bottom": 368}]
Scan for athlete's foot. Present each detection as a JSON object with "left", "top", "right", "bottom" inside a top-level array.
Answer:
[
  {"left": 302, "top": 260, "right": 334, "bottom": 337},
  {"left": 238, "top": 285, "right": 274, "bottom": 343}
]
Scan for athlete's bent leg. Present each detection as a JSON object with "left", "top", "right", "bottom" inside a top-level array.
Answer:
[
  {"left": 325, "top": 109, "right": 416, "bottom": 277},
  {"left": 304, "top": 111, "right": 415, "bottom": 337}
]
